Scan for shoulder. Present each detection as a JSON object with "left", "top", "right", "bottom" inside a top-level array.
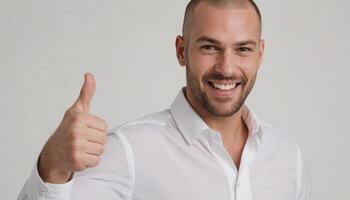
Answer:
[
  {"left": 108, "top": 109, "right": 175, "bottom": 139},
  {"left": 260, "top": 121, "right": 298, "bottom": 144},
  {"left": 258, "top": 120, "right": 300, "bottom": 155}
]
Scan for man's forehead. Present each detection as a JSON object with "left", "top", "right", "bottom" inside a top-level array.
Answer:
[{"left": 195, "top": 36, "right": 258, "bottom": 46}]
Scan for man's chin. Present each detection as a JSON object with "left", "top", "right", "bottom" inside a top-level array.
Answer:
[
  {"left": 206, "top": 101, "right": 243, "bottom": 117},
  {"left": 208, "top": 109, "right": 237, "bottom": 118}
]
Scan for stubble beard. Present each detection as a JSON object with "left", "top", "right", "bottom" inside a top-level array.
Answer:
[{"left": 186, "top": 66, "right": 256, "bottom": 117}]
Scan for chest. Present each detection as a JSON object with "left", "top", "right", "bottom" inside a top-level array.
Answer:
[{"left": 130, "top": 139, "right": 297, "bottom": 200}]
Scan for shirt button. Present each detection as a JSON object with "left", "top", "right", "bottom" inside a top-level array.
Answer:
[{"left": 236, "top": 181, "right": 241, "bottom": 187}]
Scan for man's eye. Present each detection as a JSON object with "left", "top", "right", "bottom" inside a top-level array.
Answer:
[
  {"left": 201, "top": 45, "right": 219, "bottom": 51},
  {"left": 237, "top": 47, "right": 252, "bottom": 52}
]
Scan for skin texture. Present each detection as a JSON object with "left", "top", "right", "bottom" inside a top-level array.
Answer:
[
  {"left": 38, "top": 73, "right": 108, "bottom": 183},
  {"left": 175, "top": 1, "right": 264, "bottom": 168}
]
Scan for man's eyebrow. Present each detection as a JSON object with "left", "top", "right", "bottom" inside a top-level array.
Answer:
[
  {"left": 235, "top": 40, "right": 257, "bottom": 47},
  {"left": 195, "top": 36, "right": 257, "bottom": 47},
  {"left": 195, "top": 36, "right": 221, "bottom": 44}
]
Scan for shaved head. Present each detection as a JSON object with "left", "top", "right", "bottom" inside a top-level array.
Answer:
[
  {"left": 182, "top": 0, "right": 262, "bottom": 39},
  {"left": 175, "top": 0, "right": 265, "bottom": 118}
]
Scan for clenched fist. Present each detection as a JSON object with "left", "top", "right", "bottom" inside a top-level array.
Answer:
[{"left": 38, "top": 73, "right": 108, "bottom": 183}]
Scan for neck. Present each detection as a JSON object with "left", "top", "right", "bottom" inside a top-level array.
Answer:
[{"left": 184, "top": 87, "right": 248, "bottom": 143}]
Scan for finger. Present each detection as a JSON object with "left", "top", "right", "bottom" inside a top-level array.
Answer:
[
  {"left": 78, "top": 113, "right": 108, "bottom": 132},
  {"left": 85, "top": 128, "right": 107, "bottom": 145},
  {"left": 82, "top": 153, "right": 101, "bottom": 168},
  {"left": 71, "top": 73, "right": 96, "bottom": 113},
  {"left": 82, "top": 140, "right": 105, "bottom": 156},
  {"left": 69, "top": 112, "right": 108, "bottom": 132}
]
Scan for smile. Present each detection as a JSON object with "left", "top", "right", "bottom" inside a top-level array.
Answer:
[{"left": 208, "top": 81, "right": 241, "bottom": 91}]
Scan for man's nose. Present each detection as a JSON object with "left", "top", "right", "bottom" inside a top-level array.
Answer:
[{"left": 214, "top": 49, "right": 236, "bottom": 77}]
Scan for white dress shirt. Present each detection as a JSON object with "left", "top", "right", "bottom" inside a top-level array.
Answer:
[{"left": 18, "top": 89, "right": 311, "bottom": 200}]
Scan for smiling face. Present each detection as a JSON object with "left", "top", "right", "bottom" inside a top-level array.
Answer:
[{"left": 176, "top": 1, "right": 264, "bottom": 117}]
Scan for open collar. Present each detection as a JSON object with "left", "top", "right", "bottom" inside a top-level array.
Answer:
[{"left": 170, "top": 88, "right": 263, "bottom": 145}]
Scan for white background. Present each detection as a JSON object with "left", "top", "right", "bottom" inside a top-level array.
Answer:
[{"left": 1, "top": 0, "right": 349, "bottom": 199}]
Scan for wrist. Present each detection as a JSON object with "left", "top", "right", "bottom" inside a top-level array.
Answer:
[{"left": 38, "top": 149, "right": 72, "bottom": 184}]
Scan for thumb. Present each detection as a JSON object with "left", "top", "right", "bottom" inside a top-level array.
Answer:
[{"left": 71, "top": 73, "right": 96, "bottom": 113}]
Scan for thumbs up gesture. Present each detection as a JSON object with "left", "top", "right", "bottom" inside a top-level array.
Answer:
[{"left": 38, "top": 73, "right": 108, "bottom": 183}]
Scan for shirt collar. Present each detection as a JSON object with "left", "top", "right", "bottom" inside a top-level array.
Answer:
[{"left": 170, "top": 88, "right": 263, "bottom": 145}]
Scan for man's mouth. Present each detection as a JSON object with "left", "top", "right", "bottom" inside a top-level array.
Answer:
[{"left": 207, "top": 81, "right": 241, "bottom": 91}]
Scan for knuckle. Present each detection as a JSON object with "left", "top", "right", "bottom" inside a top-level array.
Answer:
[
  {"left": 69, "top": 130, "right": 80, "bottom": 141},
  {"left": 70, "top": 114, "right": 82, "bottom": 125},
  {"left": 101, "top": 136, "right": 107, "bottom": 144},
  {"left": 102, "top": 120, "right": 108, "bottom": 132},
  {"left": 98, "top": 145, "right": 104, "bottom": 155},
  {"left": 96, "top": 117, "right": 108, "bottom": 131},
  {"left": 91, "top": 157, "right": 101, "bottom": 167},
  {"left": 71, "top": 151, "right": 80, "bottom": 164},
  {"left": 71, "top": 139, "right": 80, "bottom": 151},
  {"left": 98, "top": 134, "right": 107, "bottom": 144},
  {"left": 74, "top": 164, "right": 86, "bottom": 171},
  {"left": 91, "top": 145, "right": 103, "bottom": 156}
]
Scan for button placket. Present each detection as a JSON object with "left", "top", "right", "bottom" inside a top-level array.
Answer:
[{"left": 208, "top": 131, "right": 239, "bottom": 200}]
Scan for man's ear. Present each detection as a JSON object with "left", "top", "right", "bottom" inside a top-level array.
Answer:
[
  {"left": 257, "top": 39, "right": 265, "bottom": 69},
  {"left": 175, "top": 35, "right": 186, "bottom": 66}
]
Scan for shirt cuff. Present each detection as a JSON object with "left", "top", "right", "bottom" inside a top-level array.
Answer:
[{"left": 26, "top": 162, "right": 75, "bottom": 200}]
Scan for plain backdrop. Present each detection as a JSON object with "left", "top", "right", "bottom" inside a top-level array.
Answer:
[{"left": 1, "top": 0, "right": 349, "bottom": 199}]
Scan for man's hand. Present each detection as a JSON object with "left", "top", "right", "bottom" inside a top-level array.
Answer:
[{"left": 38, "top": 73, "right": 108, "bottom": 183}]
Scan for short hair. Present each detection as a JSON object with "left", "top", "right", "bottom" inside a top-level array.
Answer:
[{"left": 182, "top": 0, "right": 262, "bottom": 38}]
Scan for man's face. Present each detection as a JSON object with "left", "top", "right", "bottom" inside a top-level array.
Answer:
[{"left": 176, "top": 2, "right": 264, "bottom": 117}]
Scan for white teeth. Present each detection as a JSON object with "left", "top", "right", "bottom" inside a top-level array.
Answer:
[{"left": 211, "top": 82, "right": 237, "bottom": 90}]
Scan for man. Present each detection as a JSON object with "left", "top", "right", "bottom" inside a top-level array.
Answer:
[{"left": 18, "top": 0, "right": 311, "bottom": 199}]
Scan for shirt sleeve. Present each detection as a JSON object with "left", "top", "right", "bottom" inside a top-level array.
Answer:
[
  {"left": 294, "top": 146, "right": 312, "bottom": 200},
  {"left": 17, "top": 132, "right": 135, "bottom": 200}
]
